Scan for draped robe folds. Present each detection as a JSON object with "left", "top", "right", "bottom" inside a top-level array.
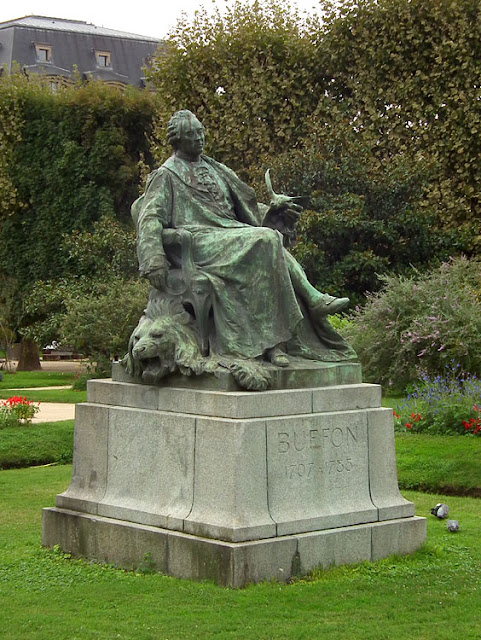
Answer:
[{"left": 133, "top": 154, "right": 355, "bottom": 362}]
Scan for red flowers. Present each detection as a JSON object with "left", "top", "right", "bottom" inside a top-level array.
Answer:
[
  {"left": 0, "top": 396, "right": 40, "bottom": 427},
  {"left": 1, "top": 395, "right": 35, "bottom": 408},
  {"left": 393, "top": 409, "right": 423, "bottom": 431},
  {"left": 460, "top": 404, "right": 481, "bottom": 435},
  {"left": 403, "top": 412, "right": 422, "bottom": 430},
  {"left": 461, "top": 418, "right": 481, "bottom": 434}
]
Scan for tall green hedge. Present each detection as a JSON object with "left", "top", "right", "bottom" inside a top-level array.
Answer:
[
  {"left": 0, "top": 74, "right": 158, "bottom": 290},
  {"left": 149, "top": 0, "right": 481, "bottom": 241},
  {"left": 319, "top": 0, "right": 481, "bottom": 241}
]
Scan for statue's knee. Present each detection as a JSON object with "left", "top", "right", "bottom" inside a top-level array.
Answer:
[{"left": 256, "top": 227, "right": 281, "bottom": 246}]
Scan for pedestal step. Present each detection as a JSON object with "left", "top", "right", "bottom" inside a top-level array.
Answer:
[
  {"left": 87, "top": 378, "right": 381, "bottom": 419},
  {"left": 43, "top": 508, "right": 427, "bottom": 588},
  {"left": 112, "top": 360, "right": 362, "bottom": 391}
]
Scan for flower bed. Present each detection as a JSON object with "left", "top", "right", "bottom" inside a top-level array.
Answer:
[
  {"left": 393, "top": 362, "right": 481, "bottom": 436},
  {"left": 0, "top": 396, "right": 40, "bottom": 428}
]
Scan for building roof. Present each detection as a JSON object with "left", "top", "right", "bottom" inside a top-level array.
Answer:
[{"left": 0, "top": 15, "right": 161, "bottom": 43}]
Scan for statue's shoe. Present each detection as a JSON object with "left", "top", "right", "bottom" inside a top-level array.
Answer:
[
  {"left": 310, "top": 296, "right": 350, "bottom": 320},
  {"left": 266, "top": 346, "right": 289, "bottom": 368}
]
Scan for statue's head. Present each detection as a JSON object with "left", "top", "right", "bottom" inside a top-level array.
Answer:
[{"left": 167, "top": 110, "right": 205, "bottom": 160}]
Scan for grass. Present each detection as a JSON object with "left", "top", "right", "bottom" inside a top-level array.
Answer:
[
  {"left": 395, "top": 433, "right": 481, "bottom": 496},
  {"left": 0, "top": 420, "right": 74, "bottom": 469},
  {"left": 0, "top": 465, "right": 480, "bottom": 638},
  {"left": 0, "top": 370, "right": 77, "bottom": 389},
  {"left": 0, "top": 388, "right": 87, "bottom": 403}
]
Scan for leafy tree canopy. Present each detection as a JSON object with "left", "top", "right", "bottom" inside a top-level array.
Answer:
[
  {"left": 319, "top": 0, "right": 481, "bottom": 239},
  {"left": 147, "top": 0, "right": 324, "bottom": 179}
]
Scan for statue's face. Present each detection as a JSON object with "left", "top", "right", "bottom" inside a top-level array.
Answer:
[{"left": 177, "top": 116, "right": 205, "bottom": 160}]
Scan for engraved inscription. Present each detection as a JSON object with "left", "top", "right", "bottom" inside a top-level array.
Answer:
[
  {"left": 327, "top": 458, "right": 353, "bottom": 474},
  {"left": 286, "top": 462, "right": 316, "bottom": 479},
  {"left": 278, "top": 425, "right": 359, "bottom": 482},
  {"left": 285, "top": 458, "right": 354, "bottom": 480},
  {"left": 267, "top": 414, "right": 372, "bottom": 525},
  {"left": 277, "top": 425, "right": 358, "bottom": 453}
]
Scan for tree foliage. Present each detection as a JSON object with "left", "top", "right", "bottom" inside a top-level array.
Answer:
[
  {"left": 0, "top": 73, "right": 157, "bottom": 291},
  {"left": 319, "top": 0, "right": 481, "bottom": 240},
  {"left": 22, "top": 215, "right": 147, "bottom": 361},
  {"left": 147, "top": 0, "right": 324, "bottom": 179},
  {"left": 147, "top": 0, "right": 475, "bottom": 302},
  {"left": 260, "top": 113, "right": 466, "bottom": 301},
  {"left": 0, "top": 73, "right": 157, "bottom": 361}
]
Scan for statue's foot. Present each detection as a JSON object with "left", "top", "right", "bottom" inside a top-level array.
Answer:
[
  {"left": 310, "top": 295, "right": 350, "bottom": 320},
  {"left": 266, "top": 346, "right": 289, "bottom": 368}
]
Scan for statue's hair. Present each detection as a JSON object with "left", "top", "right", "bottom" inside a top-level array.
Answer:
[{"left": 167, "top": 110, "right": 203, "bottom": 149}]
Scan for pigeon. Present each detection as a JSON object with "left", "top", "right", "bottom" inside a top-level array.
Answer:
[
  {"left": 430, "top": 503, "right": 450, "bottom": 519},
  {"left": 447, "top": 520, "right": 460, "bottom": 532}
]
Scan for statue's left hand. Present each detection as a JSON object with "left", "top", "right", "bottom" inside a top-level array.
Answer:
[{"left": 264, "top": 201, "right": 302, "bottom": 229}]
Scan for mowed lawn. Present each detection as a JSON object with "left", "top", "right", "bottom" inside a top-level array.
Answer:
[{"left": 0, "top": 465, "right": 480, "bottom": 639}]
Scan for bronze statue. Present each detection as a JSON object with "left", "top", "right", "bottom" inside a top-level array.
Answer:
[{"left": 123, "top": 110, "right": 355, "bottom": 390}]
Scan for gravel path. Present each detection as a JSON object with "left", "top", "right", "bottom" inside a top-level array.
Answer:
[{"left": 32, "top": 403, "right": 76, "bottom": 423}]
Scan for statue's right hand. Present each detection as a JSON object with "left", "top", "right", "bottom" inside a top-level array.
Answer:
[{"left": 148, "top": 267, "right": 169, "bottom": 291}]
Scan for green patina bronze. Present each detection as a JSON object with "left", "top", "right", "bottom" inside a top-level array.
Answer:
[{"left": 123, "top": 110, "right": 355, "bottom": 390}]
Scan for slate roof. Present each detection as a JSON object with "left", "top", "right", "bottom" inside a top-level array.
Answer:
[
  {"left": 0, "top": 15, "right": 161, "bottom": 42},
  {"left": 0, "top": 15, "right": 163, "bottom": 86}
]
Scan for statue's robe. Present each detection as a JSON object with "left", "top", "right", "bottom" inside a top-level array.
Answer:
[{"left": 133, "top": 154, "right": 355, "bottom": 362}]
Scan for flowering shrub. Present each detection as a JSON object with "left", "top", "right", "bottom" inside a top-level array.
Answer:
[
  {"left": 345, "top": 256, "right": 481, "bottom": 389},
  {"left": 0, "top": 396, "right": 39, "bottom": 428},
  {"left": 462, "top": 405, "right": 481, "bottom": 436},
  {"left": 393, "top": 362, "right": 481, "bottom": 436}
]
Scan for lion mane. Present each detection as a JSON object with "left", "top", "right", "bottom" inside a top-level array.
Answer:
[{"left": 122, "top": 291, "right": 207, "bottom": 384}]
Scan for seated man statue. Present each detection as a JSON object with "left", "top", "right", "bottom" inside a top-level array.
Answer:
[{"left": 124, "top": 110, "right": 355, "bottom": 390}]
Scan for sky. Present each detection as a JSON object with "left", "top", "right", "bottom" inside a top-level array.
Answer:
[{"left": 0, "top": 0, "right": 325, "bottom": 40}]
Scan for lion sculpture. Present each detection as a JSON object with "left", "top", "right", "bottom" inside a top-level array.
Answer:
[
  {"left": 123, "top": 292, "right": 210, "bottom": 384},
  {"left": 122, "top": 290, "right": 272, "bottom": 391}
]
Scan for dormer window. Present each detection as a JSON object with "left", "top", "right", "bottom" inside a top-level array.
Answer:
[
  {"left": 35, "top": 44, "right": 52, "bottom": 63},
  {"left": 96, "top": 51, "right": 111, "bottom": 68}
]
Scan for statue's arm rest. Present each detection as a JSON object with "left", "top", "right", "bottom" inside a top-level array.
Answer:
[{"left": 162, "top": 228, "right": 196, "bottom": 274}]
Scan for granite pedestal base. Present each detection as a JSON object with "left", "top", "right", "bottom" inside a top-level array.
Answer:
[{"left": 42, "top": 364, "right": 426, "bottom": 586}]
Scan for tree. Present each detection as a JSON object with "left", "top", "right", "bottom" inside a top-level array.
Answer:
[
  {"left": 147, "top": 0, "right": 325, "bottom": 181},
  {"left": 259, "top": 112, "right": 466, "bottom": 302},
  {"left": 22, "top": 216, "right": 148, "bottom": 371},
  {"left": 0, "top": 276, "right": 17, "bottom": 372},
  {"left": 0, "top": 73, "right": 157, "bottom": 367},
  {"left": 319, "top": 0, "right": 481, "bottom": 241}
]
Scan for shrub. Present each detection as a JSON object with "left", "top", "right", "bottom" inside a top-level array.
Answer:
[
  {"left": 393, "top": 363, "right": 481, "bottom": 436},
  {"left": 260, "top": 113, "right": 466, "bottom": 303},
  {"left": 345, "top": 256, "right": 481, "bottom": 388},
  {"left": 61, "top": 278, "right": 150, "bottom": 364}
]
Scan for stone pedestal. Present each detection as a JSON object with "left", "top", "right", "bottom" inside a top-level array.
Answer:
[{"left": 42, "top": 363, "right": 426, "bottom": 587}]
